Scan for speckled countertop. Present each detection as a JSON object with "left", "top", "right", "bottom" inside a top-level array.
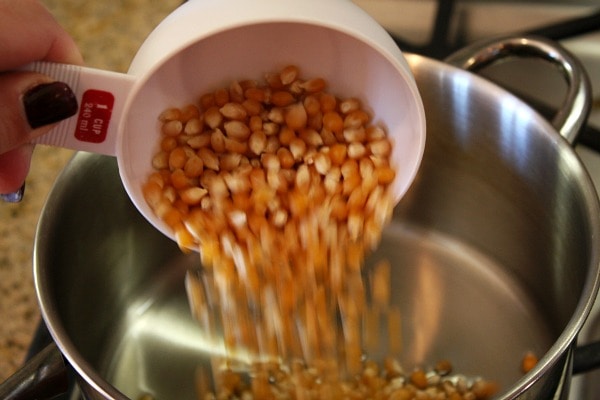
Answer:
[{"left": 0, "top": 0, "right": 181, "bottom": 382}]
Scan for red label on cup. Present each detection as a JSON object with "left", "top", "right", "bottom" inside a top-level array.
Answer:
[{"left": 75, "top": 89, "right": 115, "bottom": 143}]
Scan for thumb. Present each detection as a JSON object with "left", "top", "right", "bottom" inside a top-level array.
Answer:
[
  {"left": 0, "top": 71, "right": 77, "bottom": 196},
  {"left": 0, "top": 71, "right": 78, "bottom": 152}
]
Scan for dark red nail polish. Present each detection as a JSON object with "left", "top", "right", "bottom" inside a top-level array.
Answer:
[
  {"left": 23, "top": 82, "right": 78, "bottom": 129},
  {"left": 0, "top": 183, "right": 25, "bottom": 203}
]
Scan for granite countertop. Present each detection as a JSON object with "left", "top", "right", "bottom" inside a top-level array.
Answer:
[{"left": 0, "top": 0, "right": 181, "bottom": 382}]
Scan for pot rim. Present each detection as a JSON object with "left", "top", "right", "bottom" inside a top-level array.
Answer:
[{"left": 33, "top": 152, "right": 131, "bottom": 400}]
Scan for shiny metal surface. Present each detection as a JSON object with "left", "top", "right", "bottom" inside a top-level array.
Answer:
[
  {"left": 400, "top": 54, "right": 600, "bottom": 399},
  {"left": 444, "top": 35, "right": 592, "bottom": 144},
  {"left": 33, "top": 53, "right": 600, "bottom": 399},
  {"left": 0, "top": 343, "right": 68, "bottom": 400}
]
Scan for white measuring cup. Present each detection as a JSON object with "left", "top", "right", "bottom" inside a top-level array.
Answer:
[{"left": 26, "top": 0, "right": 426, "bottom": 244}]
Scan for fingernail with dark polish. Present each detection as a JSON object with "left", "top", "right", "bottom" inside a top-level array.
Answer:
[
  {"left": 1, "top": 183, "right": 25, "bottom": 203},
  {"left": 24, "top": 82, "right": 78, "bottom": 129}
]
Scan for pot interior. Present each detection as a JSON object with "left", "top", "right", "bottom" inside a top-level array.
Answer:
[{"left": 34, "top": 54, "right": 599, "bottom": 400}]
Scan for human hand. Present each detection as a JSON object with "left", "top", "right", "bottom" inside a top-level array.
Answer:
[{"left": 0, "top": 0, "right": 83, "bottom": 201}]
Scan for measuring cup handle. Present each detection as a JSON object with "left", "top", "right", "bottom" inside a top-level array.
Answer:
[
  {"left": 444, "top": 35, "right": 592, "bottom": 144},
  {"left": 22, "top": 62, "right": 136, "bottom": 156}
]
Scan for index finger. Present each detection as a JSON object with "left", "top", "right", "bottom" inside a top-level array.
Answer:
[{"left": 0, "top": 0, "right": 83, "bottom": 70}]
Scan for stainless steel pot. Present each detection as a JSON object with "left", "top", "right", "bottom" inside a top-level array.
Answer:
[{"left": 3, "top": 36, "right": 600, "bottom": 400}]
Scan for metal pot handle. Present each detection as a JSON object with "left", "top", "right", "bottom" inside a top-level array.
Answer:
[
  {"left": 0, "top": 342, "right": 69, "bottom": 400},
  {"left": 444, "top": 35, "right": 592, "bottom": 144}
]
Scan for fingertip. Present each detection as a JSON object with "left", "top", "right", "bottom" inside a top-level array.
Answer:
[
  {"left": 24, "top": 81, "right": 78, "bottom": 129},
  {"left": 46, "top": 24, "right": 84, "bottom": 66},
  {"left": 0, "top": 0, "right": 84, "bottom": 70},
  {"left": 0, "top": 144, "right": 34, "bottom": 194},
  {"left": 0, "top": 71, "right": 78, "bottom": 153}
]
